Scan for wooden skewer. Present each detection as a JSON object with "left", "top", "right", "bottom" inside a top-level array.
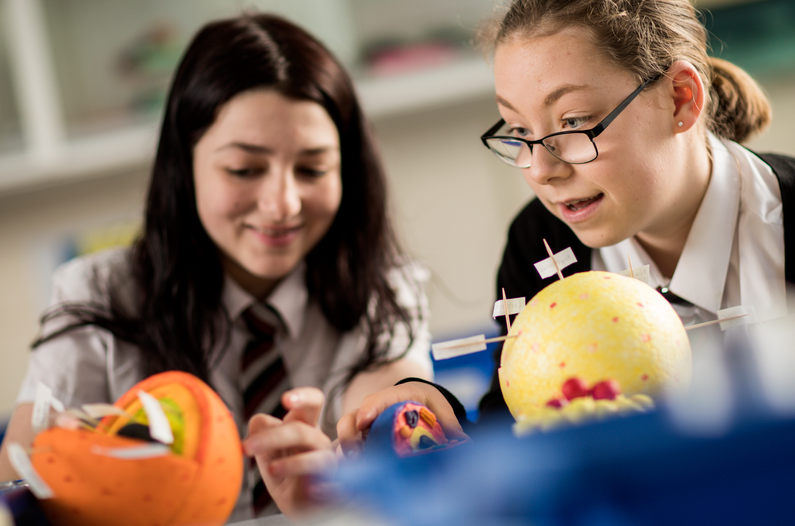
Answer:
[
  {"left": 542, "top": 239, "right": 564, "bottom": 281},
  {"left": 501, "top": 287, "right": 512, "bottom": 332},
  {"left": 438, "top": 333, "right": 520, "bottom": 351},
  {"left": 627, "top": 254, "right": 635, "bottom": 279},
  {"left": 684, "top": 313, "right": 749, "bottom": 331}
]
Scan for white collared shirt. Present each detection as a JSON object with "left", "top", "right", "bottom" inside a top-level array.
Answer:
[{"left": 595, "top": 134, "right": 786, "bottom": 326}]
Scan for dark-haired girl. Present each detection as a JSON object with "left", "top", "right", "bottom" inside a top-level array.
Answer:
[{"left": 0, "top": 13, "right": 432, "bottom": 519}]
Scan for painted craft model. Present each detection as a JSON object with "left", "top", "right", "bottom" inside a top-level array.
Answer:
[
  {"left": 24, "top": 371, "right": 243, "bottom": 526},
  {"left": 499, "top": 271, "right": 692, "bottom": 435},
  {"left": 364, "top": 401, "right": 464, "bottom": 458}
]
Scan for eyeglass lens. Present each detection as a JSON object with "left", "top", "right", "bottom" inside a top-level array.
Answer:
[{"left": 485, "top": 130, "right": 597, "bottom": 167}]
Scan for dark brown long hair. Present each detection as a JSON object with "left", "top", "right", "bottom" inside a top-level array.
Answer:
[{"left": 34, "top": 13, "right": 419, "bottom": 386}]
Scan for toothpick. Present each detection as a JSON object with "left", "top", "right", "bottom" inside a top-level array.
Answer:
[
  {"left": 684, "top": 313, "right": 749, "bottom": 331},
  {"left": 501, "top": 287, "right": 512, "bottom": 332},
  {"left": 437, "top": 333, "right": 520, "bottom": 351},
  {"left": 543, "top": 239, "right": 564, "bottom": 281},
  {"left": 627, "top": 254, "right": 635, "bottom": 279}
]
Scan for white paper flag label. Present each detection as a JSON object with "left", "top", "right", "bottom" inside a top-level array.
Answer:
[
  {"left": 616, "top": 264, "right": 650, "bottom": 284},
  {"left": 82, "top": 404, "right": 129, "bottom": 419},
  {"left": 7, "top": 443, "right": 54, "bottom": 499},
  {"left": 432, "top": 335, "right": 487, "bottom": 360},
  {"left": 534, "top": 247, "right": 577, "bottom": 279},
  {"left": 492, "top": 297, "right": 526, "bottom": 318},
  {"left": 137, "top": 391, "right": 174, "bottom": 445},
  {"left": 718, "top": 305, "right": 756, "bottom": 331},
  {"left": 31, "top": 383, "right": 63, "bottom": 435},
  {"left": 91, "top": 443, "right": 171, "bottom": 460}
]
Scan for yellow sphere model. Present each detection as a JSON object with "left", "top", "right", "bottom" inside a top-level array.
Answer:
[{"left": 499, "top": 271, "right": 691, "bottom": 421}]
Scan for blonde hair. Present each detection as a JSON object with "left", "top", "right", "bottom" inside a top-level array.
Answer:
[{"left": 479, "top": 0, "right": 771, "bottom": 143}]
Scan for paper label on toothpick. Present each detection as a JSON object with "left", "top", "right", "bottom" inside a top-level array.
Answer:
[
  {"left": 82, "top": 404, "right": 129, "bottom": 419},
  {"left": 31, "top": 384, "right": 54, "bottom": 435},
  {"left": 718, "top": 305, "right": 756, "bottom": 331},
  {"left": 534, "top": 247, "right": 577, "bottom": 279},
  {"left": 91, "top": 443, "right": 171, "bottom": 460},
  {"left": 616, "top": 264, "right": 650, "bottom": 284},
  {"left": 7, "top": 443, "right": 54, "bottom": 499},
  {"left": 432, "top": 335, "right": 487, "bottom": 360},
  {"left": 137, "top": 391, "right": 174, "bottom": 445},
  {"left": 492, "top": 297, "right": 526, "bottom": 318}
]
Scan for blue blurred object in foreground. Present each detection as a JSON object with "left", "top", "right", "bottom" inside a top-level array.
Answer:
[
  {"left": 337, "top": 407, "right": 795, "bottom": 526},
  {"left": 336, "top": 324, "right": 795, "bottom": 526}
]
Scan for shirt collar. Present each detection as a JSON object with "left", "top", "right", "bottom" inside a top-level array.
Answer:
[
  {"left": 596, "top": 133, "right": 740, "bottom": 315},
  {"left": 221, "top": 262, "right": 309, "bottom": 338},
  {"left": 667, "top": 133, "right": 741, "bottom": 313}
]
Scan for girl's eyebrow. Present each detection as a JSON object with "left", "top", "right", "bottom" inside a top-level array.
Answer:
[
  {"left": 215, "top": 143, "right": 339, "bottom": 155},
  {"left": 216, "top": 142, "right": 273, "bottom": 154},
  {"left": 496, "top": 84, "right": 593, "bottom": 112},
  {"left": 543, "top": 84, "right": 591, "bottom": 106},
  {"left": 300, "top": 146, "right": 339, "bottom": 156}
]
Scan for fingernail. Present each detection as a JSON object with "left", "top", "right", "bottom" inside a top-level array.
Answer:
[{"left": 355, "top": 409, "right": 374, "bottom": 429}]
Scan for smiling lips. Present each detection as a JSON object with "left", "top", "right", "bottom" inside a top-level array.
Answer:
[{"left": 249, "top": 224, "right": 302, "bottom": 246}]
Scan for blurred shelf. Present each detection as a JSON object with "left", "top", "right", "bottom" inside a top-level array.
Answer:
[
  {"left": 0, "top": 57, "right": 495, "bottom": 197},
  {"left": 357, "top": 57, "right": 494, "bottom": 119},
  {"left": 0, "top": 122, "right": 158, "bottom": 196}
]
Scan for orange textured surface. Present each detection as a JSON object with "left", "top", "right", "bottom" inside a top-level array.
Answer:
[{"left": 31, "top": 371, "right": 243, "bottom": 526}]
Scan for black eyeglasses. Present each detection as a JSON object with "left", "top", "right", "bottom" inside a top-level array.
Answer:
[{"left": 480, "top": 75, "right": 660, "bottom": 168}]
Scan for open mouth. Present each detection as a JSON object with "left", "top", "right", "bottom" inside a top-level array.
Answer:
[{"left": 564, "top": 194, "right": 603, "bottom": 211}]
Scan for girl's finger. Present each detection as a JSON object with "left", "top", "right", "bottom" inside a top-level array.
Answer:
[
  {"left": 266, "top": 448, "right": 337, "bottom": 479},
  {"left": 244, "top": 421, "right": 331, "bottom": 460},
  {"left": 282, "top": 387, "right": 325, "bottom": 426},
  {"left": 336, "top": 412, "right": 363, "bottom": 458}
]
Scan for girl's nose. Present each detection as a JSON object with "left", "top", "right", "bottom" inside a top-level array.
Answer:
[
  {"left": 258, "top": 169, "right": 301, "bottom": 222},
  {"left": 522, "top": 145, "right": 572, "bottom": 187}
]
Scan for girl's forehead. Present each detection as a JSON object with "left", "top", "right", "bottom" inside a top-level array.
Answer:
[{"left": 493, "top": 30, "right": 632, "bottom": 105}]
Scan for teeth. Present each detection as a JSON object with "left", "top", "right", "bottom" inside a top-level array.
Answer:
[{"left": 565, "top": 195, "right": 598, "bottom": 211}]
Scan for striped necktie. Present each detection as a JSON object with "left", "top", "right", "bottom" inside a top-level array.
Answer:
[{"left": 241, "top": 304, "right": 290, "bottom": 516}]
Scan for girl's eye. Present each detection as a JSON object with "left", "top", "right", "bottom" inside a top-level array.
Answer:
[
  {"left": 509, "top": 127, "right": 530, "bottom": 138},
  {"left": 297, "top": 167, "right": 328, "bottom": 178},
  {"left": 563, "top": 116, "right": 589, "bottom": 129},
  {"left": 225, "top": 167, "right": 260, "bottom": 177}
]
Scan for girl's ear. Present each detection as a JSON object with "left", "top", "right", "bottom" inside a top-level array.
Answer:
[{"left": 665, "top": 60, "right": 706, "bottom": 133}]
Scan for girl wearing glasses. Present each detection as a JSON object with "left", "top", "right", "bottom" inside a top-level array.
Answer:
[
  {"left": 0, "top": 13, "right": 432, "bottom": 520},
  {"left": 339, "top": 0, "right": 795, "bottom": 450}
]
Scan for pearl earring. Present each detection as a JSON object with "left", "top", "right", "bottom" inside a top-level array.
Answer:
[{"left": 678, "top": 121, "right": 684, "bottom": 127}]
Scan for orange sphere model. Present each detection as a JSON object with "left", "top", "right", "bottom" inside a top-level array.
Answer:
[
  {"left": 30, "top": 371, "right": 243, "bottom": 526},
  {"left": 499, "top": 271, "right": 692, "bottom": 421}
]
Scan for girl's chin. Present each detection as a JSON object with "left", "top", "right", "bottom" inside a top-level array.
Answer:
[{"left": 569, "top": 226, "right": 631, "bottom": 250}]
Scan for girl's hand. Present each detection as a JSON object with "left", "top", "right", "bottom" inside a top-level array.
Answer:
[
  {"left": 336, "top": 382, "right": 469, "bottom": 459},
  {"left": 242, "top": 387, "right": 336, "bottom": 519}
]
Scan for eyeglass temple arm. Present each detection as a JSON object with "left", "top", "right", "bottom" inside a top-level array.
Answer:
[
  {"left": 481, "top": 119, "right": 506, "bottom": 143},
  {"left": 588, "top": 74, "right": 661, "bottom": 139}
]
